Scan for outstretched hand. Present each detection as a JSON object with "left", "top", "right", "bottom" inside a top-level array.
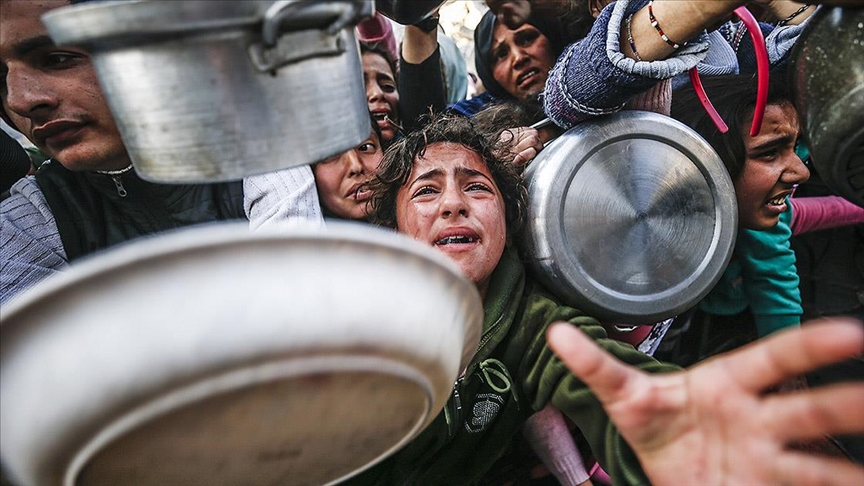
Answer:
[{"left": 547, "top": 318, "right": 864, "bottom": 486}]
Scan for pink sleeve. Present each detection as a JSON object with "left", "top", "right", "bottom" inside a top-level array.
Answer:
[
  {"left": 790, "top": 196, "right": 864, "bottom": 235},
  {"left": 522, "top": 405, "right": 592, "bottom": 486}
]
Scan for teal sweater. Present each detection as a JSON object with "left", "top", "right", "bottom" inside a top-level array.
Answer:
[
  {"left": 700, "top": 203, "right": 802, "bottom": 336},
  {"left": 349, "top": 248, "right": 677, "bottom": 485}
]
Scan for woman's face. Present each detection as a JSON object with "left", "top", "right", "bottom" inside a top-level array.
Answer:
[
  {"left": 734, "top": 103, "right": 809, "bottom": 230},
  {"left": 490, "top": 23, "right": 555, "bottom": 100},
  {"left": 313, "top": 131, "right": 383, "bottom": 220},
  {"left": 395, "top": 143, "right": 507, "bottom": 298},
  {"left": 362, "top": 52, "right": 400, "bottom": 142}
]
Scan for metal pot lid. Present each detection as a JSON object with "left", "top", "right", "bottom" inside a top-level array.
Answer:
[
  {"left": 792, "top": 7, "right": 864, "bottom": 208},
  {"left": 42, "top": 0, "right": 374, "bottom": 47},
  {"left": 1, "top": 222, "right": 482, "bottom": 486},
  {"left": 523, "top": 111, "right": 737, "bottom": 324}
]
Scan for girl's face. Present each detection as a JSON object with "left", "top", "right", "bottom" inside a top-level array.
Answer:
[
  {"left": 313, "top": 131, "right": 383, "bottom": 220},
  {"left": 734, "top": 103, "right": 810, "bottom": 230},
  {"left": 362, "top": 52, "right": 400, "bottom": 142},
  {"left": 395, "top": 143, "right": 507, "bottom": 299}
]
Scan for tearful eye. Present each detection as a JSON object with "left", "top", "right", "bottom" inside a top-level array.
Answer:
[
  {"left": 412, "top": 186, "right": 437, "bottom": 198},
  {"left": 467, "top": 183, "right": 492, "bottom": 193}
]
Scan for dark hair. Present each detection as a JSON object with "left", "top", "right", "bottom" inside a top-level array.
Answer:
[
  {"left": 671, "top": 73, "right": 795, "bottom": 180},
  {"left": 474, "top": 10, "right": 567, "bottom": 99},
  {"left": 368, "top": 115, "right": 527, "bottom": 241},
  {"left": 360, "top": 41, "right": 398, "bottom": 81},
  {"left": 474, "top": 98, "right": 546, "bottom": 131}
]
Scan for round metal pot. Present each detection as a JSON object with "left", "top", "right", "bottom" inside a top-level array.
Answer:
[
  {"left": 523, "top": 111, "right": 737, "bottom": 324},
  {"left": 0, "top": 222, "right": 482, "bottom": 486},
  {"left": 792, "top": 6, "right": 864, "bottom": 207},
  {"left": 374, "top": 0, "right": 446, "bottom": 24},
  {"left": 41, "top": 1, "right": 374, "bottom": 183}
]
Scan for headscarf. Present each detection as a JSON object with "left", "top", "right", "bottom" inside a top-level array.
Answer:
[{"left": 473, "top": 10, "right": 566, "bottom": 99}]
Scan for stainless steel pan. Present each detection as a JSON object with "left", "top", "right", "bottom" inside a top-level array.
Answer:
[
  {"left": 523, "top": 111, "right": 737, "bottom": 324},
  {"left": 0, "top": 222, "right": 482, "bottom": 486}
]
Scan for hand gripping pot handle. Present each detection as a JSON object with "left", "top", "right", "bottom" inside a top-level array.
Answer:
[{"left": 249, "top": 0, "right": 374, "bottom": 72}]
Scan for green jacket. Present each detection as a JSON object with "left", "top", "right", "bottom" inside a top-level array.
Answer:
[
  {"left": 350, "top": 249, "right": 678, "bottom": 485},
  {"left": 700, "top": 203, "right": 802, "bottom": 337}
]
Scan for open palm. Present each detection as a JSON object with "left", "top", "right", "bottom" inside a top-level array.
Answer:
[{"left": 547, "top": 318, "right": 864, "bottom": 486}]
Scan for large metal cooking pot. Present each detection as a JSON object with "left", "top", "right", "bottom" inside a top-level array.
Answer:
[
  {"left": 374, "top": 0, "right": 445, "bottom": 24},
  {"left": 792, "top": 6, "right": 864, "bottom": 207},
  {"left": 41, "top": 1, "right": 374, "bottom": 183},
  {"left": 523, "top": 111, "right": 737, "bottom": 324},
  {"left": 0, "top": 222, "right": 482, "bottom": 486}
]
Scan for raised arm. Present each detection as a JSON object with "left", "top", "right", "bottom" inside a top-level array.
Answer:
[
  {"left": 399, "top": 17, "right": 448, "bottom": 132},
  {"left": 620, "top": 0, "right": 746, "bottom": 61}
]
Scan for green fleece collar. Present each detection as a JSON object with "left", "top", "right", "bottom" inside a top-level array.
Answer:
[{"left": 473, "top": 248, "right": 526, "bottom": 367}]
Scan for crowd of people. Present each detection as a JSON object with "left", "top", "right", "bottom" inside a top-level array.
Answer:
[{"left": 2, "top": 0, "right": 864, "bottom": 485}]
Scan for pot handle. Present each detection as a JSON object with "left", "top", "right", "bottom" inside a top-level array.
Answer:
[
  {"left": 249, "top": 0, "right": 374, "bottom": 72},
  {"left": 688, "top": 6, "right": 770, "bottom": 136}
]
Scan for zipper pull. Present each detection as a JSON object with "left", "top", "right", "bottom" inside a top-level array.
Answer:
[
  {"left": 446, "top": 378, "right": 463, "bottom": 437},
  {"left": 111, "top": 175, "right": 128, "bottom": 197}
]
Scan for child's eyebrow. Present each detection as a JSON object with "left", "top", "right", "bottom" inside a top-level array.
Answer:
[{"left": 748, "top": 135, "right": 795, "bottom": 153}]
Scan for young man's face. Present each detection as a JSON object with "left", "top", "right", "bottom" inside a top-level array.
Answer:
[
  {"left": 395, "top": 143, "right": 507, "bottom": 299},
  {"left": 0, "top": 0, "right": 129, "bottom": 171}
]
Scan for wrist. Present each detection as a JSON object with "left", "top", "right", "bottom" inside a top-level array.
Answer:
[{"left": 412, "top": 14, "right": 439, "bottom": 34}]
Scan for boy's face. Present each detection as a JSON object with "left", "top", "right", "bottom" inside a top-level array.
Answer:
[{"left": 0, "top": 0, "right": 129, "bottom": 171}]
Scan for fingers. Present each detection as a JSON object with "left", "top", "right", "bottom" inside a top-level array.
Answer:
[
  {"left": 500, "top": 127, "right": 542, "bottom": 167},
  {"left": 512, "top": 147, "right": 537, "bottom": 167},
  {"left": 774, "top": 451, "right": 864, "bottom": 486},
  {"left": 763, "top": 382, "right": 864, "bottom": 442},
  {"left": 546, "top": 322, "right": 643, "bottom": 405},
  {"left": 707, "top": 318, "right": 863, "bottom": 392}
]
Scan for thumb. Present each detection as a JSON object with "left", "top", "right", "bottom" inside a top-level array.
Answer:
[{"left": 546, "top": 322, "right": 640, "bottom": 405}]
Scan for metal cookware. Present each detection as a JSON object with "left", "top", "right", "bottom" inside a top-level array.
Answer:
[
  {"left": 374, "top": 0, "right": 445, "bottom": 24},
  {"left": 523, "top": 111, "right": 737, "bottom": 324},
  {"left": 0, "top": 222, "right": 482, "bottom": 486},
  {"left": 792, "top": 6, "right": 864, "bottom": 207},
  {"left": 41, "top": 1, "right": 374, "bottom": 183}
]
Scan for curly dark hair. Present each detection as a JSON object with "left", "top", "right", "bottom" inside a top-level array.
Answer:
[{"left": 367, "top": 115, "right": 527, "bottom": 242}]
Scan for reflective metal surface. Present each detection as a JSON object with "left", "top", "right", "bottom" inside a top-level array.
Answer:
[
  {"left": 523, "top": 111, "right": 737, "bottom": 324},
  {"left": 42, "top": 1, "right": 373, "bottom": 183},
  {"left": 374, "top": 0, "right": 445, "bottom": 24},
  {"left": 793, "top": 7, "right": 864, "bottom": 207},
  {"left": 1, "top": 222, "right": 482, "bottom": 486}
]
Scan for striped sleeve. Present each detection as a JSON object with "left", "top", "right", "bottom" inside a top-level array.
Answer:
[
  {"left": 1, "top": 177, "right": 67, "bottom": 307},
  {"left": 243, "top": 165, "right": 324, "bottom": 231}
]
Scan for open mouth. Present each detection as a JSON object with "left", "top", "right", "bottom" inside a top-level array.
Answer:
[
  {"left": 517, "top": 68, "right": 540, "bottom": 87},
  {"left": 435, "top": 235, "right": 478, "bottom": 246},
  {"left": 766, "top": 191, "right": 792, "bottom": 207},
  {"left": 353, "top": 186, "right": 371, "bottom": 202}
]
